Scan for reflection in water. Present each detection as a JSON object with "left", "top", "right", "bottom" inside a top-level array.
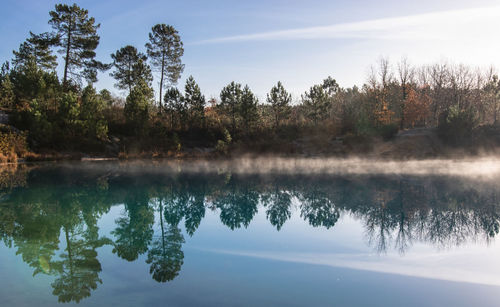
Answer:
[{"left": 0, "top": 162, "right": 500, "bottom": 303}]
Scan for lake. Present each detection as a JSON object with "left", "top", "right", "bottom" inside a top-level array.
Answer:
[{"left": 1, "top": 160, "right": 500, "bottom": 306}]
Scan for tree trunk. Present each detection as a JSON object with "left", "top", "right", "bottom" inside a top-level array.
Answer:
[
  {"left": 63, "top": 19, "right": 72, "bottom": 88},
  {"left": 159, "top": 53, "right": 165, "bottom": 113},
  {"left": 400, "top": 83, "right": 407, "bottom": 130}
]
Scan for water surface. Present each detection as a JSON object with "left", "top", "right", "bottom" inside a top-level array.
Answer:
[{"left": 1, "top": 161, "right": 500, "bottom": 306}]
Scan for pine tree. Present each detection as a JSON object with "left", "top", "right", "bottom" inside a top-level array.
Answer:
[
  {"left": 124, "top": 79, "right": 153, "bottom": 135},
  {"left": 49, "top": 3, "right": 109, "bottom": 85},
  {"left": 146, "top": 24, "right": 184, "bottom": 112},
  {"left": 80, "top": 85, "right": 108, "bottom": 140},
  {"left": 12, "top": 32, "right": 58, "bottom": 71},
  {"left": 301, "top": 77, "right": 339, "bottom": 124},
  {"left": 184, "top": 76, "right": 205, "bottom": 128},
  {"left": 164, "top": 87, "right": 186, "bottom": 129},
  {"left": 302, "top": 85, "right": 329, "bottom": 124},
  {"left": 0, "top": 75, "right": 15, "bottom": 109},
  {"left": 220, "top": 81, "right": 242, "bottom": 135},
  {"left": 240, "top": 85, "right": 259, "bottom": 132},
  {"left": 267, "top": 81, "right": 291, "bottom": 128},
  {"left": 110, "top": 45, "right": 152, "bottom": 95}
]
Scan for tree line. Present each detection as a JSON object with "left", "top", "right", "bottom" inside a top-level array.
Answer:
[{"left": 1, "top": 3, "right": 500, "bottom": 155}]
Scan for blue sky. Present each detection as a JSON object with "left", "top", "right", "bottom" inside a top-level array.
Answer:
[{"left": 1, "top": 0, "right": 500, "bottom": 101}]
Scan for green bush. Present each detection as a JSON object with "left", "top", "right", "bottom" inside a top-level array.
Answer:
[{"left": 438, "top": 105, "right": 477, "bottom": 144}]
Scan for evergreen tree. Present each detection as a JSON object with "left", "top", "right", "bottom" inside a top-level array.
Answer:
[
  {"left": 124, "top": 79, "right": 153, "bottom": 135},
  {"left": 301, "top": 77, "right": 339, "bottom": 124},
  {"left": 80, "top": 85, "right": 108, "bottom": 140},
  {"left": 184, "top": 76, "right": 205, "bottom": 128},
  {"left": 164, "top": 87, "right": 186, "bottom": 129},
  {"left": 0, "top": 75, "right": 15, "bottom": 109},
  {"left": 145, "top": 24, "right": 184, "bottom": 111},
  {"left": 110, "top": 45, "right": 152, "bottom": 95},
  {"left": 302, "top": 84, "right": 328, "bottom": 124},
  {"left": 9, "top": 59, "right": 60, "bottom": 107},
  {"left": 98, "top": 89, "right": 114, "bottom": 107},
  {"left": 240, "top": 85, "right": 259, "bottom": 132},
  {"left": 12, "top": 32, "right": 58, "bottom": 71},
  {"left": 267, "top": 81, "right": 291, "bottom": 128},
  {"left": 220, "top": 81, "right": 242, "bottom": 135},
  {"left": 49, "top": 3, "right": 109, "bottom": 85}
]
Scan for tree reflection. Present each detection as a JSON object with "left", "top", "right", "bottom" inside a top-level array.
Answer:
[
  {"left": 300, "top": 189, "right": 340, "bottom": 229},
  {"left": 51, "top": 225, "right": 111, "bottom": 303},
  {"left": 112, "top": 192, "right": 154, "bottom": 261},
  {"left": 262, "top": 189, "right": 292, "bottom": 231},
  {"left": 213, "top": 182, "right": 259, "bottom": 230},
  {"left": 0, "top": 164, "right": 500, "bottom": 302},
  {"left": 146, "top": 198, "right": 185, "bottom": 283}
]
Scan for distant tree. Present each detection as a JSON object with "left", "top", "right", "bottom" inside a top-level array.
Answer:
[
  {"left": 267, "top": 81, "right": 291, "bottom": 128},
  {"left": 302, "top": 85, "right": 329, "bottom": 124},
  {"left": 80, "top": 85, "right": 108, "bottom": 140},
  {"left": 110, "top": 45, "right": 152, "bottom": 95},
  {"left": 220, "top": 81, "right": 242, "bottom": 134},
  {"left": 484, "top": 74, "right": 500, "bottom": 124},
  {"left": 322, "top": 76, "right": 340, "bottom": 96},
  {"left": 403, "top": 86, "right": 431, "bottom": 128},
  {"left": 49, "top": 3, "right": 109, "bottom": 85},
  {"left": 398, "top": 57, "right": 415, "bottom": 129},
  {"left": 124, "top": 79, "right": 153, "bottom": 134},
  {"left": 183, "top": 76, "right": 205, "bottom": 128},
  {"left": 164, "top": 87, "right": 186, "bottom": 129},
  {"left": 12, "top": 32, "right": 58, "bottom": 71},
  {"left": 0, "top": 75, "right": 15, "bottom": 109},
  {"left": 98, "top": 89, "right": 114, "bottom": 107},
  {"left": 302, "top": 76, "right": 339, "bottom": 125},
  {"left": 145, "top": 24, "right": 184, "bottom": 112},
  {"left": 239, "top": 85, "right": 259, "bottom": 132}
]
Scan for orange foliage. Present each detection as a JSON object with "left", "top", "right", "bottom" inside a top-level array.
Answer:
[
  {"left": 403, "top": 87, "right": 431, "bottom": 128},
  {"left": 374, "top": 99, "right": 394, "bottom": 125}
]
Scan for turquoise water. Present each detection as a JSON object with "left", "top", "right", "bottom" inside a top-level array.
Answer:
[{"left": 1, "top": 161, "right": 500, "bottom": 306}]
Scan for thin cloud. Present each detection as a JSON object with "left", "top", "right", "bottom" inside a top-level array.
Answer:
[{"left": 192, "top": 6, "right": 500, "bottom": 44}]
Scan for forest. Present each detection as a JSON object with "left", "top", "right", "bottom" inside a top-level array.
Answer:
[{"left": 1, "top": 3, "right": 500, "bottom": 161}]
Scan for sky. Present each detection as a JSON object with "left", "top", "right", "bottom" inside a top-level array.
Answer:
[{"left": 1, "top": 0, "right": 500, "bottom": 101}]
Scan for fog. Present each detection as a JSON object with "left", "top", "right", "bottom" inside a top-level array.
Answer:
[{"left": 68, "top": 157, "right": 500, "bottom": 178}]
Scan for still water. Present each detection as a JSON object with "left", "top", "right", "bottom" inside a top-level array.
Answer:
[{"left": 1, "top": 160, "right": 500, "bottom": 306}]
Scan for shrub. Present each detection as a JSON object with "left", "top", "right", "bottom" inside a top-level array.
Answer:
[
  {"left": 438, "top": 105, "right": 477, "bottom": 145},
  {"left": 215, "top": 128, "right": 232, "bottom": 154},
  {"left": 376, "top": 123, "right": 399, "bottom": 140},
  {"left": 0, "top": 130, "right": 28, "bottom": 160}
]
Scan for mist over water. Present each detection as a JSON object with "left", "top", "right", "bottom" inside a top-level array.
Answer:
[{"left": 69, "top": 157, "right": 500, "bottom": 178}]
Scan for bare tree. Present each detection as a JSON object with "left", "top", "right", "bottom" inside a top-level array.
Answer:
[{"left": 398, "top": 57, "right": 415, "bottom": 129}]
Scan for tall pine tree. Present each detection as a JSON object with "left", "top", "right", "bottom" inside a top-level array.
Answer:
[
  {"left": 110, "top": 45, "right": 152, "bottom": 95},
  {"left": 145, "top": 24, "right": 184, "bottom": 112},
  {"left": 49, "top": 3, "right": 109, "bottom": 86}
]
